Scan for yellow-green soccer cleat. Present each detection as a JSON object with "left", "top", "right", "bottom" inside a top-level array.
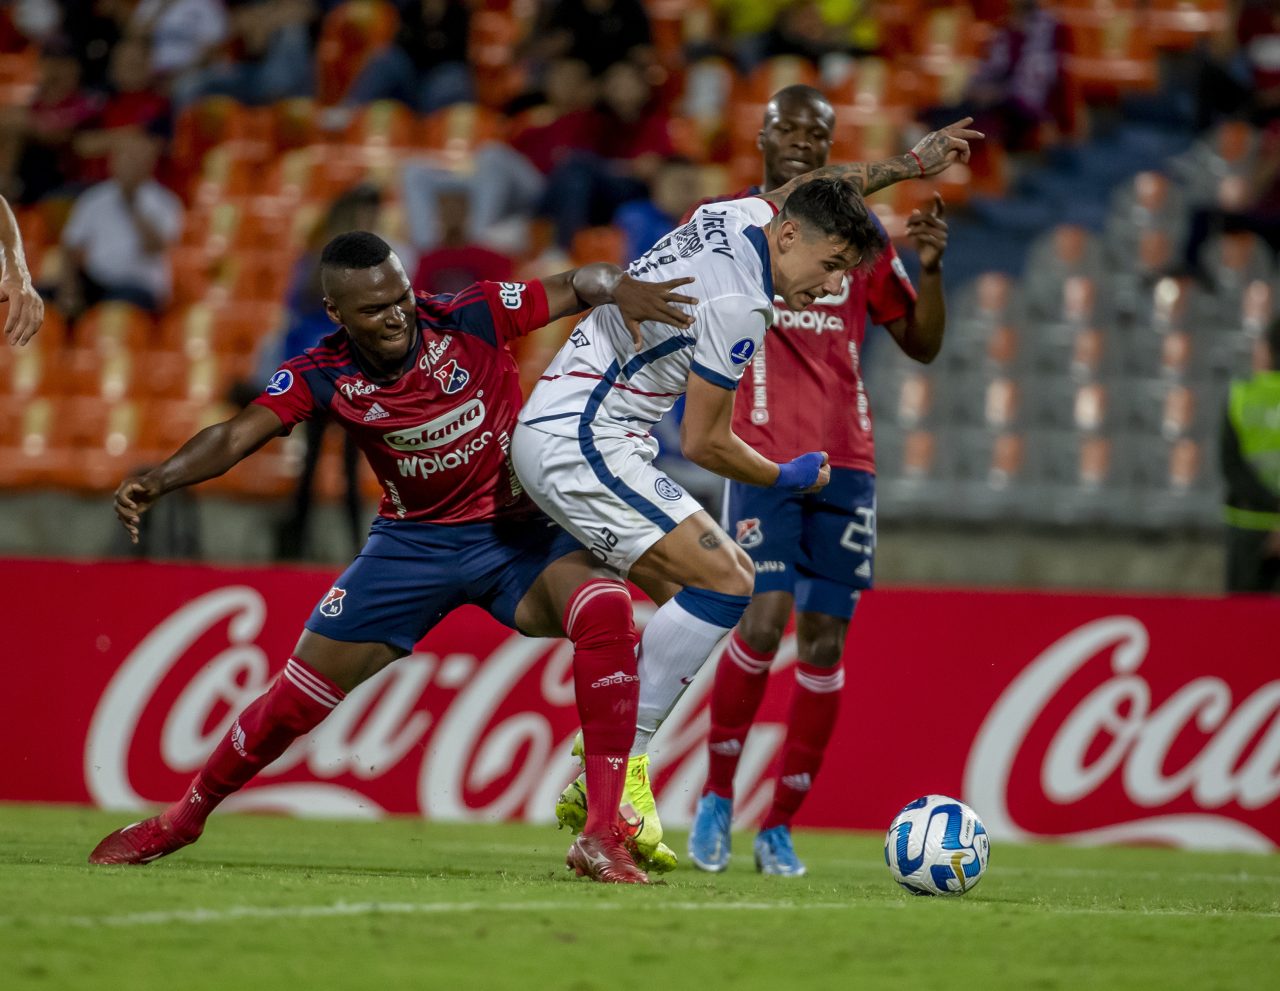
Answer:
[{"left": 554, "top": 737, "right": 678, "bottom": 874}]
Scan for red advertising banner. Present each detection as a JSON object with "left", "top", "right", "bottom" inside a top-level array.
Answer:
[{"left": 2, "top": 558, "right": 1277, "bottom": 851}]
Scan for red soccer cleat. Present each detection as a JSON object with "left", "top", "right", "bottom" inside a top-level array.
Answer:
[
  {"left": 88, "top": 813, "right": 203, "bottom": 866},
  {"left": 565, "top": 828, "right": 650, "bottom": 884}
]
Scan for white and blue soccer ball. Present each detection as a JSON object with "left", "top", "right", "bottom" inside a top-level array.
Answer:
[{"left": 884, "top": 795, "right": 990, "bottom": 896}]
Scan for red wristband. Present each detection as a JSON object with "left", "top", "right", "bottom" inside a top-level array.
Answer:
[{"left": 909, "top": 149, "right": 926, "bottom": 178}]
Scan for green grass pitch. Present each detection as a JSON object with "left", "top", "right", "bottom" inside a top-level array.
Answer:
[{"left": 2, "top": 803, "right": 1278, "bottom": 991}]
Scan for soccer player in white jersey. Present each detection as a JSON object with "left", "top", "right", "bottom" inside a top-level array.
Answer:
[{"left": 513, "top": 120, "right": 982, "bottom": 870}]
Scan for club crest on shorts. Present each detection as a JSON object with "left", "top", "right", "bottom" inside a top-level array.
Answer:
[
  {"left": 266, "top": 368, "right": 294, "bottom": 395},
  {"left": 319, "top": 586, "right": 347, "bottom": 617},
  {"left": 729, "top": 338, "right": 756, "bottom": 364},
  {"left": 433, "top": 359, "right": 470, "bottom": 394},
  {"left": 654, "top": 476, "right": 683, "bottom": 501},
  {"left": 735, "top": 517, "right": 763, "bottom": 547}
]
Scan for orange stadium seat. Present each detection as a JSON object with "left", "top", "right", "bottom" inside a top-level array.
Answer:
[
  {"left": 1061, "top": 7, "right": 1158, "bottom": 101},
  {"left": 45, "top": 395, "right": 146, "bottom": 491},
  {"left": 0, "top": 46, "right": 38, "bottom": 107},
  {"left": 272, "top": 98, "right": 320, "bottom": 152},
  {"left": 737, "top": 56, "right": 819, "bottom": 104},
  {"left": 570, "top": 227, "right": 627, "bottom": 268},
  {"left": 903, "top": 4, "right": 983, "bottom": 107},
  {"left": 160, "top": 301, "right": 281, "bottom": 361},
  {"left": 60, "top": 347, "right": 142, "bottom": 401},
  {"left": 420, "top": 103, "right": 506, "bottom": 171},
  {"left": 316, "top": 0, "right": 401, "bottom": 106},
  {"left": 0, "top": 398, "right": 60, "bottom": 488},
  {"left": 73, "top": 302, "right": 154, "bottom": 353},
  {"left": 140, "top": 398, "right": 234, "bottom": 459},
  {"left": 0, "top": 345, "right": 53, "bottom": 400},
  {"left": 824, "top": 58, "right": 917, "bottom": 126},
  {"left": 341, "top": 99, "right": 420, "bottom": 150},
  {"left": 1144, "top": 0, "right": 1229, "bottom": 51}
]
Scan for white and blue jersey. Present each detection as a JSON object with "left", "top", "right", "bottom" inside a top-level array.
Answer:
[
  {"left": 519, "top": 196, "right": 777, "bottom": 439},
  {"left": 513, "top": 196, "right": 779, "bottom": 573}
]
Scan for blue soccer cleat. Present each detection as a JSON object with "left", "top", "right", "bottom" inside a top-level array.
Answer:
[
  {"left": 688, "top": 792, "right": 733, "bottom": 872},
  {"left": 754, "top": 825, "right": 807, "bottom": 877}
]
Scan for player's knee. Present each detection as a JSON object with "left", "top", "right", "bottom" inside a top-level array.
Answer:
[
  {"left": 801, "top": 634, "right": 845, "bottom": 668},
  {"left": 564, "top": 579, "right": 637, "bottom": 649},
  {"left": 709, "top": 544, "right": 755, "bottom": 599},
  {"left": 739, "top": 609, "right": 786, "bottom": 655}
]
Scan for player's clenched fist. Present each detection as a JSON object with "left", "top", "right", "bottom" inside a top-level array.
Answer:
[{"left": 114, "top": 475, "right": 162, "bottom": 544}]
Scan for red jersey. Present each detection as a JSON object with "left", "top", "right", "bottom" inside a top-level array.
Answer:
[
  {"left": 684, "top": 188, "right": 917, "bottom": 473},
  {"left": 253, "top": 280, "right": 550, "bottom": 524}
]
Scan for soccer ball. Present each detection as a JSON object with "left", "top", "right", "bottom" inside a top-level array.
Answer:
[{"left": 884, "top": 795, "right": 990, "bottom": 896}]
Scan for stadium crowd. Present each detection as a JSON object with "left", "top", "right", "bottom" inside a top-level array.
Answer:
[{"left": 0, "top": 1, "right": 1276, "bottom": 590}]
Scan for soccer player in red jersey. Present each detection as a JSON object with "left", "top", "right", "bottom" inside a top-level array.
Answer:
[
  {"left": 88, "top": 232, "right": 696, "bottom": 884},
  {"left": 687, "top": 86, "right": 951, "bottom": 875}
]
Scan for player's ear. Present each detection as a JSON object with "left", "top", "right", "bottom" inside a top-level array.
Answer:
[
  {"left": 756, "top": 128, "right": 765, "bottom": 153},
  {"left": 322, "top": 296, "right": 343, "bottom": 326}
]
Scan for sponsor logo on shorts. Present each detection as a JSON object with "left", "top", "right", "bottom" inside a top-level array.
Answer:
[
  {"left": 729, "top": 338, "right": 756, "bottom": 364},
  {"left": 384, "top": 399, "right": 485, "bottom": 452},
  {"left": 266, "top": 368, "right": 294, "bottom": 395},
  {"left": 591, "top": 670, "right": 640, "bottom": 689},
  {"left": 781, "top": 772, "right": 812, "bottom": 792},
  {"left": 709, "top": 739, "right": 742, "bottom": 756},
  {"left": 755, "top": 561, "right": 786, "bottom": 573},
  {"left": 498, "top": 282, "right": 528, "bottom": 310},
  {"left": 433, "top": 359, "right": 471, "bottom": 395},
  {"left": 735, "top": 517, "right": 763, "bottom": 548},
  {"left": 319, "top": 586, "right": 346, "bottom": 617},
  {"left": 654, "top": 476, "right": 683, "bottom": 501}
]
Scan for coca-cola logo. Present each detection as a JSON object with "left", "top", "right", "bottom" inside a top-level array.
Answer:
[
  {"left": 964, "top": 616, "right": 1280, "bottom": 851},
  {"left": 83, "top": 587, "right": 793, "bottom": 823}
]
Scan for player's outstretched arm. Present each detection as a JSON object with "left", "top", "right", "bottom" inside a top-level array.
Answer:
[
  {"left": 0, "top": 193, "right": 44, "bottom": 347},
  {"left": 758, "top": 118, "right": 984, "bottom": 210},
  {"left": 681, "top": 374, "right": 831, "bottom": 492},
  {"left": 541, "top": 263, "right": 698, "bottom": 349},
  {"left": 887, "top": 192, "right": 948, "bottom": 364},
  {"left": 113, "top": 405, "right": 285, "bottom": 543}
]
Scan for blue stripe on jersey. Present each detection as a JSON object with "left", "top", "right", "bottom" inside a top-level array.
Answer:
[
  {"left": 524, "top": 411, "right": 579, "bottom": 426},
  {"left": 690, "top": 360, "right": 738, "bottom": 391},
  {"left": 416, "top": 286, "right": 497, "bottom": 346},
  {"left": 743, "top": 225, "right": 773, "bottom": 300},
  {"left": 578, "top": 335, "right": 696, "bottom": 532},
  {"left": 301, "top": 366, "right": 338, "bottom": 411}
]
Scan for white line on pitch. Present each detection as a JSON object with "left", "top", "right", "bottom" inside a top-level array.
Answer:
[{"left": 3, "top": 899, "right": 1278, "bottom": 929}]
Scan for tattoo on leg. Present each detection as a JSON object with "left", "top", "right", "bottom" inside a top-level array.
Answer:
[{"left": 699, "top": 532, "right": 722, "bottom": 550}]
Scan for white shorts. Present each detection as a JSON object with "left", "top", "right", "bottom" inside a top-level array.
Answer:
[{"left": 512, "top": 423, "right": 705, "bottom": 574}]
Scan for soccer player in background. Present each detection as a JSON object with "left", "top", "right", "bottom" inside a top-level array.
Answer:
[
  {"left": 526, "top": 119, "right": 978, "bottom": 872},
  {"left": 0, "top": 192, "right": 44, "bottom": 346},
  {"left": 687, "top": 86, "right": 951, "bottom": 876},
  {"left": 89, "top": 233, "right": 696, "bottom": 884}
]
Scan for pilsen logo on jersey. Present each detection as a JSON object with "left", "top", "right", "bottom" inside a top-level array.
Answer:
[
  {"left": 433, "top": 359, "right": 470, "bottom": 395},
  {"left": 319, "top": 586, "right": 346, "bottom": 617},
  {"left": 735, "top": 518, "right": 764, "bottom": 548}
]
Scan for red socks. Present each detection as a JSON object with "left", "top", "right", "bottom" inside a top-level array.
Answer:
[
  {"left": 564, "top": 579, "right": 639, "bottom": 835},
  {"left": 166, "top": 657, "right": 345, "bottom": 835},
  {"left": 760, "top": 663, "right": 844, "bottom": 831},
  {"left": 704, "top": 631, "right": 775, "bottom": 800}
]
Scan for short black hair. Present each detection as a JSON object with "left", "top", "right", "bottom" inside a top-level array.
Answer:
[
  {"left": 766, "top": 84, "right": 831, "bottom": 119},
  {"left": 320, "top": 230, "right": 392, "bottom": 271},
  {"left": 1268, "top": 315, "right": 1280, "bottom": 370},
  {"left": 779, "top": 177, "right": 885, "bottom": 264}
]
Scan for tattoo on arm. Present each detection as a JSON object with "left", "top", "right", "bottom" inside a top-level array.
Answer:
[
  {"left": 762, "top": 157, "right": 915, "bottom": 207},
  {"left": 699, "top": 532, "right": 723, "bottom": 551}
]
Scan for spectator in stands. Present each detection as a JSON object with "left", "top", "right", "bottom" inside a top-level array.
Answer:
[
  {"left": 177, "top": 0, "right": 317, "bottom": 106},
  {"left": 613, "top": 155, "right": 702, "bottom": 260},
  {"left": 61, "top": 0, "right": 133, "bottom": 91},
  {"left": 73, "top": 36, "right": 172, "bottom": 184},
  {"left": 401, "top": 58, "right": 596, "bottom": 256},
  {"left": 1198, "top": 0, "right": 1280, "bottom": 130},
  {"left": 344, "top": 0, "right": 472, "bottom": 113},
  {"left": 0, "top": 37, "right": 100, "bottom": 203},
  {"left": 525, "top": 0, "right": 653, "bottom": 78},
  {"left": 413, "top": 185, "right": 514, "bottom": 295},
  {"left": 539, "top": 59, "right": 675, "bottom": 249},
  {"left": 268, "top": 184, "right": 380, "bottom": 561},
  {"left": 1220, "top": 316, "right": 1280, "bottom": 593},
  {"left": 128, "top": 0, "right": 229, "bottom": 105},
  {"left": 59, "top": 127, "right": 183, "bottom": 316},
  {"left": 1184, "top": 121, "right": 1280, "bottom": 278},
  {"left": 933, "top": 0, "right": 1068, "bottom": 153}
]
